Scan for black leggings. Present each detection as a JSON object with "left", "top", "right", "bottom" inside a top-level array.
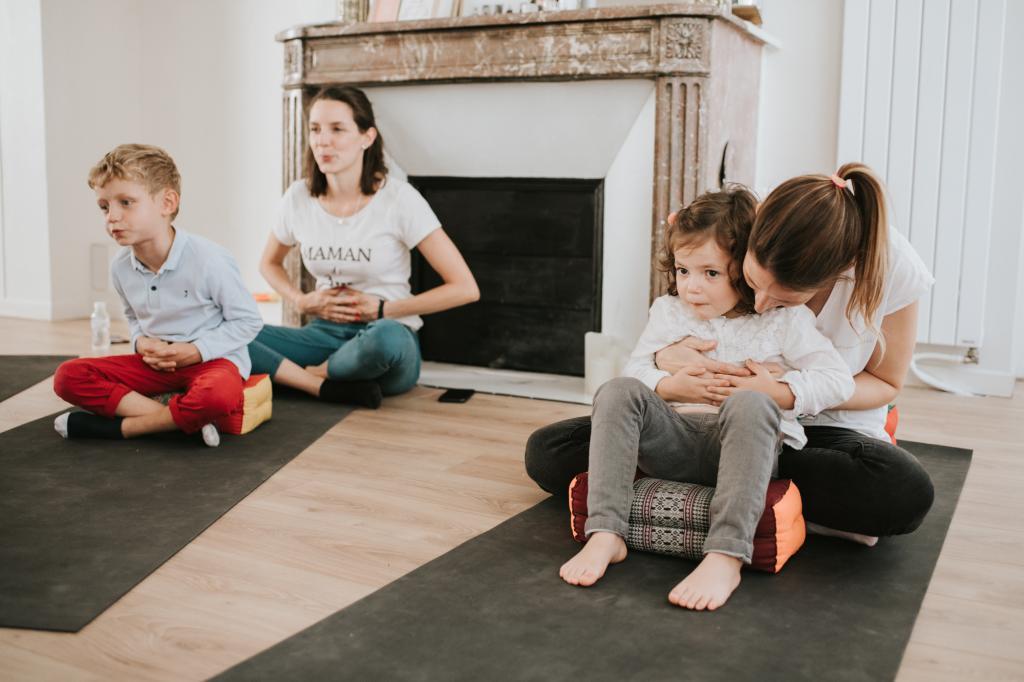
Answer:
[{"left": 524, "top": 417, "right": 935, "bottom": 537}]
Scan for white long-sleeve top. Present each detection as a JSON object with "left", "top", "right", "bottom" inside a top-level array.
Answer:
[{"left": 624, "top": 295, "right": 855, "bottom": 449}]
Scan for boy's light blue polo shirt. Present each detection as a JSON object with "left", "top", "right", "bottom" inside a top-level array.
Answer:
[{"left": 110, "top": 228, "right": 263, "bottom": 378}]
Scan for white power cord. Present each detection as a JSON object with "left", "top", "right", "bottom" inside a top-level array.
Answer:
[{"left": 910, "top": 352, "right": 978, "bottom": 397}]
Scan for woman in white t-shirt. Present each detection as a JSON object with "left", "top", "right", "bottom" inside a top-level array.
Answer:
[
  {"left": 249, "top": 86, "right": 479, "bottom": 407},
  {"left": 526, "top": 163, "right": 935, "bottom": 546}
]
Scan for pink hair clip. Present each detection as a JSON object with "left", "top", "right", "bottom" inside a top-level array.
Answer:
[{"left": 827, "top": 173, "right": 851, "bottom": 193}]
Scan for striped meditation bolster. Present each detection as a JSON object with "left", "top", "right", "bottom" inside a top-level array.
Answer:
[
  {"left": 213, "top": 374, "right": 272, "bottom": 435},
  {"left": 568, "top": 474, "right": 806, "bottom": 574}
]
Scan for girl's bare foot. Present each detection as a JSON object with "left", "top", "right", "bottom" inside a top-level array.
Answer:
[
  {"left": 305, "top": 362, "right": 328, "bottom": 378},
  {"left": 559, "top": 532, "right": 628, "bottom": 587},
  {"left": 668, "top": 552, "right": 742, "bottom": 611}
]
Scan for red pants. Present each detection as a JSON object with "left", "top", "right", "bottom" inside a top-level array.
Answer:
[{"left": 53, "top": 355, "right": 243, "bottom": 434}]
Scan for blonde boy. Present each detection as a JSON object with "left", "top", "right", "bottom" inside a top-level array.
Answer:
[{"left": 53, "top": 144, "right": 262, "bottom": 446}]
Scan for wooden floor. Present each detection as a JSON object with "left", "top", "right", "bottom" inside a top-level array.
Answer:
[{"left": 0, "top": 316, "right": 1022, "bottom": 681}]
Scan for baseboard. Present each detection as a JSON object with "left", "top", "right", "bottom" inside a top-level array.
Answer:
[
  {"left": 48, "top": 300, "right": 91, "bottom": 321},
  {"left": 0, "top": 299, "right": 52, "bottom": 320}
]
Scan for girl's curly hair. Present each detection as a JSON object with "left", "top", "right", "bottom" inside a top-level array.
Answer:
[{"left": 658, "top": 185, "right": 758, "bottom": 315}]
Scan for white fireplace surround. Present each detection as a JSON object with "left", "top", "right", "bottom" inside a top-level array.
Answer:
[{"left": 364, "top": 80, "right": 656, "bottom": 401}]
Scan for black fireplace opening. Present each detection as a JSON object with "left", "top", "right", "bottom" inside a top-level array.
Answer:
[{"left": 409, "top": 176, "right": 603, "bottom": 377}]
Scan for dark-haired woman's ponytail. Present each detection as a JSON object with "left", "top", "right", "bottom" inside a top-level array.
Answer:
[{"left": 837, "top": 162, "right": 889, "bottom": 337}]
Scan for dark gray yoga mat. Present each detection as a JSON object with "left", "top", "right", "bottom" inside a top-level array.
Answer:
[
  {"left": 0, "top": 355, "right": 74, "bottom": 402},
  {"left": 217, "top": 441, "right": 970, "bottom": 682},
  {"left": 0, "top": 385, "right": 352, "bottom": 632}
]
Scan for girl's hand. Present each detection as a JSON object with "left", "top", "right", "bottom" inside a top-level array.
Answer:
[
  {"left": 709, "top": 359, "right": 795, "bottom": 409},
  {"left": 654, "top": 337, "right": 752, "bottom": 377},
  {"left": 657, "top": 365, "right": 731, "bottom": 405}
]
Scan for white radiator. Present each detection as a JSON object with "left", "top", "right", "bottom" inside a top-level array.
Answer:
[{"left": 837, "top": 0, "right": 1006, "bottom": 348}]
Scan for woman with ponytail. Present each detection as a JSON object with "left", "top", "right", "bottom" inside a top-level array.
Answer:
[
  {"left": 250, "top": 86, "right": 479, "bottom": 408},
  {"left": 527, "top": 163, "right": 935, "bottom": 546}
]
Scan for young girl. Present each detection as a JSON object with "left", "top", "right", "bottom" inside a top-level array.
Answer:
[{"left": 559, "top": 187, "right": 855, "bottom": 611}]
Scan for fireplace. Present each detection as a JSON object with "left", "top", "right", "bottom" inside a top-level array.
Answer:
[{"left": 409, "top": 177, "right": 603, "bottom": 376}]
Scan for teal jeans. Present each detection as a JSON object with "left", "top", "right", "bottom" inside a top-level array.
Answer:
[{"left": 249, "top": 318, "right": 421, "bottom": 396}]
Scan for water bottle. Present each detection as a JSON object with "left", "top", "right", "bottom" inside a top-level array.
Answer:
[{"left": 90, "top": 301, "right": 111, "bottom": 354}]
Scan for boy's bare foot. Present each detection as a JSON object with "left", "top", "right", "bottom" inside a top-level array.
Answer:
[
  {"left": 305, "top": 362, "right": 328, "bottom": 378},
  {"left": 560, "top": 531, "right": 627, "bottom": 587},
  {"left": 668, "top": 552, "right": 742, "bottom": 611}
]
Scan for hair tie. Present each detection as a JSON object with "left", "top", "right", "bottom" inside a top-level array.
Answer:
[{"left": 830, "top": 174, "right": 854, "bottom": 195}]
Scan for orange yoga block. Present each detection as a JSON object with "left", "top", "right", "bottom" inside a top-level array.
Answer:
[
  {"left": 213, "top": 373, "right": 272, "bottom": 435},
  {"left": 569, "top": 474, "right": 806, "bottom": 574}
]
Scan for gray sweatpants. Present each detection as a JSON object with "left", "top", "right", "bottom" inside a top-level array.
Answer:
[{"left": 584, "top": 377, "right": 783, "bottom": 564}]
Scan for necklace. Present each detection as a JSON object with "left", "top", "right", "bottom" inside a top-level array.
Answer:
[{"left": 322, "top": 192, "right": 368, "bottom": 221}]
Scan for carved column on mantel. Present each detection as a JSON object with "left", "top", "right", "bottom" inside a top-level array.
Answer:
[
  {"left": 277, "top": 4, "right": 764, "bottom": 322},
  {"left": 281, "top": 85, "right": 307, "bottom": 327},
  {"left": 651, "top": 76, "right": 706, "bottom": 298}
]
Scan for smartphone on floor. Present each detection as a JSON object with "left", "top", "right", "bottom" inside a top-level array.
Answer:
[{"left": 438, "top": 388, "right": 475, "bottom": 403}]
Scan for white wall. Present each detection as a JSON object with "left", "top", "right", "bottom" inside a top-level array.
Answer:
[
  {"left": 754, "top": 0, "right": 844, "bottom": 195},
  {"left": 0, "top": 0, "right": 53, "bottom": 319},
  {"left": 131, "top": 0, "right": 335, "bottom": 299},
  {"left": 2, "top": 0, "right": 335, "bottom": 321},
  {"left": 40, "top": 0, "right": 143, "bottom": 319}
]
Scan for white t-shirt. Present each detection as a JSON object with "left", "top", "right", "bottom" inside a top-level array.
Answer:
[
  {"left": 799, "top": 228, "right": 934, "bottom": 441},
  {"left": 273, "top": 177, "right": 441, "bottom": 331},
  {"left": 625, "top": 295, "right": 855, "bottom": 450}
]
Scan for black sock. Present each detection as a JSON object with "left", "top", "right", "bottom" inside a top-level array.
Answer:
[
  {"left": 67, "top": 412, "right": 125, "bottom": 439},
  {"left": 318, "top": 379, "right": 383, "bottom": 409}
]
